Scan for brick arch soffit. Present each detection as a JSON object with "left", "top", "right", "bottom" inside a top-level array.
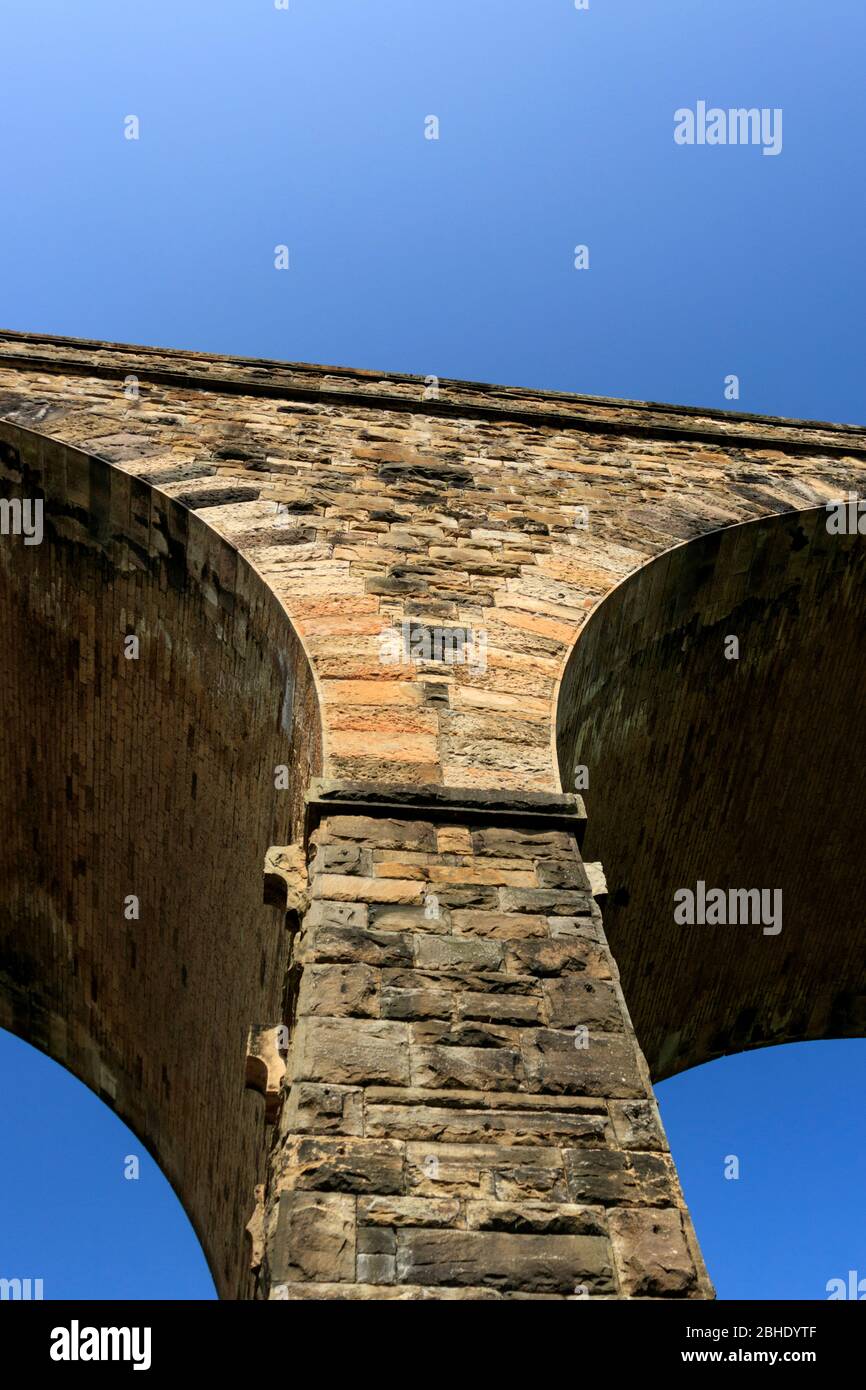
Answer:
[
  {"left": 0, "top": 417, "right": 324, "bottom": 1297},
  {"left": 552, "top": 505, "right": 866, "bottom": 1079}
]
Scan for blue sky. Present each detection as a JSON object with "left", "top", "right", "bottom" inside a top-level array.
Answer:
[{"left": 0, "top": 0, "right": 863, "bottom": 1299}]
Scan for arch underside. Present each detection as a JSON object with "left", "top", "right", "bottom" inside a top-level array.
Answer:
[
  {"left": 557, "top": 507, "right": 866, "bottom": 1081},
  {"left": 0, "top": 422, "right": 322, "bottom": 1297}
]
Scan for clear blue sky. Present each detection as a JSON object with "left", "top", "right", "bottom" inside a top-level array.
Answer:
[{"left": 0, "top": 0, "right": 863, "bottom": 1300}]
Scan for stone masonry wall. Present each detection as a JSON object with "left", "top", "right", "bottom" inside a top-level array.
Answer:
[
  {"left": 1, "top": 331, "right": 865, "bottom": 793},
  {"left": 259, "top": 804, "right": 712, "bottom": 1299},
  {"left": 1, "top": 333, "right": 863, "bottom": 1296}
]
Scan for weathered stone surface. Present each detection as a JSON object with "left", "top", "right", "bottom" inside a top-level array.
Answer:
[
  {"left": 296, "top": 964, "right": 380, "bottom": 1018},
  {"left": 364, "top": 1086, "right": 607, "bottom": 1113},
  {"left": 536, "top": 859, "right": 592, "bottom": 890},
  {"left": 299, "top": 924, "right": 413, "bottom": 968},
  {"left": 505, "top": 939, "right": 612, "bottom": 978},
  {"left": 464, "top": 1200, "right": 607, "bottom": 1236},
  {"left": 313, "top": 874, "right": 424, "bottom": 904},
  {"left": 415, "top": 935, "right": 503, "bottom": 972},
  {"left": 366, "top": 1103, "right": 608, "bottom": 1147},
  {"left": 451, "top": 910, "right": 549, "bottom": 940},
  {"left": 395, "top": 1229, "right": 615, "bottom": 1294},
  {"left": 457, "top": 991, "right": 541, "bottom": 1025},
  {"left": 273, "top": 1282, "right": 504, "bottom": 1300},
  {"left": 358, "top": 1195, "right": 462, "bottom": 1228},
  {"left": 369, "top": 903, "right": 450, "bottom": 934},
  {"left": 384, "top": 968, "right": 540, "bottom": 998},
  {"left": 304, "top": 900, "right": 368, "bottom": 931},
  {"left": 563, "top": 1150, "right": 674, "bottom": 1206},
  {"left": 293, "top": 1018, "right": 411, "bottom": 1086},
  {"left": 281, "top": 1083, "right": 363, "bottom": 1136},
  {"left": 405, "top": 1142, "right": 567, "bottom": 1202},
  {"left": 278, "top": 1136, "right": 405, "bottom": 1194},
  {"left": 520, "top": 1031, "right": 645, "bottom": 1097},
  {"left": 317, "top": 816, "right": 436, "bottom": 851},
  {"left": 412, "top": 1043, "right": 522, "bottom": 1092},
  {"left": 543, "top": 977, "right": 623, "bottom": 1031},
  {"left": 312, "top": 843, "right": 367, "bottom": 875},
  {"left": 500, "top": 888, "right": 596, "bottom": 916},
  {"left": 381, "top": 985, "right": 453, "bottom": 1020},
  {"left": 609, "top": 1100, "right": 669, "bottom": 1152},
  {"left": 608, "top": 1208, "right": 704, "bottom": 1298},
  {"left": 356, "top": 1253, "right": 396, "bottom": 1284},
  {"left": 268, "top": 1192, "right": 356, "bottom": 1284}
]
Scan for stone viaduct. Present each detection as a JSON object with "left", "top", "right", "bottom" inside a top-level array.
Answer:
[{"left": 0, "top": 329, "right": 863, "bottom": 1299}]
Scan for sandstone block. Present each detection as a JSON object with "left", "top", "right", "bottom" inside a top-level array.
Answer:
[
  {"left": 314, "top": 874, "right": 425, "bottom": 904},
  {"left": 411, "top": 1044, "right": 520, "bottom": 1093},
  {"left": 300, "top": 924, "right": 413, "bottom": 968},
  {"left": 415, "top": 935, "right": 502, "bottom": 972},
  {"left": 357, "top": 1196, "right": 461, "bottom": 1228},
  {"left": 279, "top": 1135, "right": 405, "bottom": 1195},
  {"left": 464, "top": 1200, "right": 607, "bottom": 1236},
  {"left": 543, "top": 977, "right": 623, "bottom": 1031},
  {"left": 608, "top": 1207, "right": 700, "bottom": 1297},
  {"left": 520, "top": 1030, "right": 645, "bottom": 1097},
  {"left": 297, "top": 964, "right": 380, "bottom": 1019},
  {"left": 500, "top": 887, "right": 595, "bottom": 916},
  {"left": 294, "top": 1018, "right": 411, "bottom": 1086},
  {"left": 456, "top": 992, "right": 541, "bottom": 1025},
  {"left": 268, "top": 1192, "right": 356, "bottom": 1284},
  {"left": 405, "top": 1142, "right": 567, "bottom": 1202},
  {"left": 381, "top": 986, "right": 452, "bottom": 1021},
  {"left": 366, "top": 1103, "right": 607, "bottom": 1148},
  {"left": 609, "top": 1100, "right": 670, "bottom": 1152},
  {"left": 319, "top": 815, "right": 436, "bottom": 850},
  {"left": 564, "top": 1150, "right": 675, "bottom": 1207},
  {"left": 436, "top": 826, "right": 473, "bottom": 854},
  {"left": 536, "top": 859, "right": 592, "bottom": 890},
  {"left": 357, "top": 1253, "right": 396, "bottom": 1284},
  {"left": 505, "top": 939, "right": 613, "bottom": 978},
  {"left": 280, "top": 1082, "right": 363, "bottom": 1137},
  {"left": 451, "top": 910, "right": 548, "bottom": 940},
  {"left": 395, "top": 1229, "right": 615, "bottom": 1294},
  {"left": 304, "top": 899, "right": 368, "bottom": 930},
  {"left": 369, "top": 903, "right": 450, "bottom": 934}
]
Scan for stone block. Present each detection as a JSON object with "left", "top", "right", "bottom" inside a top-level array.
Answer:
[
  {"left": 395, "top": 1229, "right": 615, "bottom": 1294},
  {"left": 294, "top": 1018, "right": 411, "bottom": 1086},
  {"left": 268, "top": 1192, "right": 356, "bottom": 1284},
  {"left": 608, "top": 1207, "right": 701, "bottom": 1297},
  {"left": 281, "top": 1082, "right": 363, "bottom": 1136},
  {"left": 279, "top": 1136, "right": 405, "bottom": 1194},
  {"left": 609, "top": 1100, "right": 670, "bottom": 1152},
  {"left": 542, "top": 977, "right": 623, "bottom": 1031},
  {"left": 564, "top": 1150, "right": 676, "bottom": 1207},
  {"left": 297, "top": 964, "right": 380, "bottom": 1018},
  {"left": 520, "top": 1030, "right": 645, "bottom": 1097}
]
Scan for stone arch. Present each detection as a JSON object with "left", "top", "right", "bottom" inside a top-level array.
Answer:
[
  {"left": 0, "top": 421, "right": 323, "bottom": 1298},
  {"left": 556, "top": 505, "right": 866, "bottom": 1080}
]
